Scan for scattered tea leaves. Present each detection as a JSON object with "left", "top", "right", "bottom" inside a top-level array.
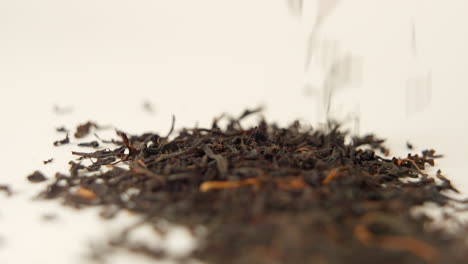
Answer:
[
  {"left": 53, "top": 133, "right": 70, "bottom": 146},
  {"left": 0, "top": 184, "right": 12, "bottom": 196},
  {"left": 41, "top": 213, "right": 58, "bottom": 222},
  {"left": 56, "top": 126, "right": 68, "bottom": 133},
  {"left": 43, "top": 158, "right": 54, "bottom": 164},
  {"left": 78, "top": 141, "right": 100, "bottom": 148},
  {"left": 407, "top": 142, "right": 414, "bottom": 150},
  {"left": 75, "top": 122, "right": 98, "bottom": 138},
  {"left": 27, "top": 171, "right": 47, "bottom": 183},
  {"left": 53, "top": 105, "right": 73, "bottom": 115},
  {"left": 143, "top": 101, "right": 155, "bottom": 114}
]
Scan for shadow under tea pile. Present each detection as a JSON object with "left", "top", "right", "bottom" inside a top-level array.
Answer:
[{"left": 37, "top": 110, "right": 468, "bottom": 264}]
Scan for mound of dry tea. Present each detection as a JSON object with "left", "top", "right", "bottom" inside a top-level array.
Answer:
[{"left": 36, "top": 110, "right": 468, "bottom": 264}]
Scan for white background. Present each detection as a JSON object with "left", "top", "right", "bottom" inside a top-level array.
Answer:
[{"left": 1, "top": 0, "right": 468, "bottom": 263}]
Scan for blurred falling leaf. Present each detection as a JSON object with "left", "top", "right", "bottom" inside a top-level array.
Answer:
[
  {"left": 289, "top": 0, "right": 360, "bottom": 130},
  {"left": 304, "top": 0, "right": 342, "bottom": 69},
  {"left": 406, "top": 72, "right": 432, "bottom": 115},
  {"left": 287, "top": 0, "right": 303, "bottom": 17},
  {"left": 143, "top": 100, "right": 155, "bottom": 115},
  {"left": 326, "top": 53, "right": 361, "bottom": 91},
  {"left": 411, "top": 20, "right": 417, "bottom": 58},
  {"left": 316, "top": 0, "right": 342, "bottom": 27}
]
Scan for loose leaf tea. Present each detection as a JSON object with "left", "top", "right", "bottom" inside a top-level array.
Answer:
[
  {"left": 43, "top": 158, "right": 54, "bottom": 164},
  {"left": 407, "top": 142, "right": 414, "bottom": 150},
  {"left": 41, "top": 213, "right": 58, "bottom": 222},
  {"left": 78, "top": 141, "right": 100, "bottom": 148},
  {"left": 53, "top": 133, "right": 70, "bottom": 146},
  {"left": 53, "top": 105, "right": 73, "bottom": 115},
  {"left": 56, "top": 126, "right": 68, "bottom": 133},
  {"left": 142, "top": 100, "right": 155, "bottom": 114},
  {"left": 27, "top": 171, "right": 47, "bottom": 183},
  {"left": 75, "top": 122, "right": 98, "bottom": 138},
  {"left": 36, "top": 110, "right": 468, "bottom": 264},
  {"left": 0, "top": 184, "right": 12, "bottom": 196}
]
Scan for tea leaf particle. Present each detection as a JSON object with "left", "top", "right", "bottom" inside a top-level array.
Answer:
[{"left": 27, "top": 171, "right": 47, "bottom": 183}]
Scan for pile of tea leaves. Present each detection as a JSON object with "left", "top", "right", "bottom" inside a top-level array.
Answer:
[{"left": 36, "top": 110, "right": 468, "bottom": 264}]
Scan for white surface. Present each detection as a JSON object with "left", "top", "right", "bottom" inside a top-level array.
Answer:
[{"left": 1, "top": 0, "right": 468, "bottom": 263}]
